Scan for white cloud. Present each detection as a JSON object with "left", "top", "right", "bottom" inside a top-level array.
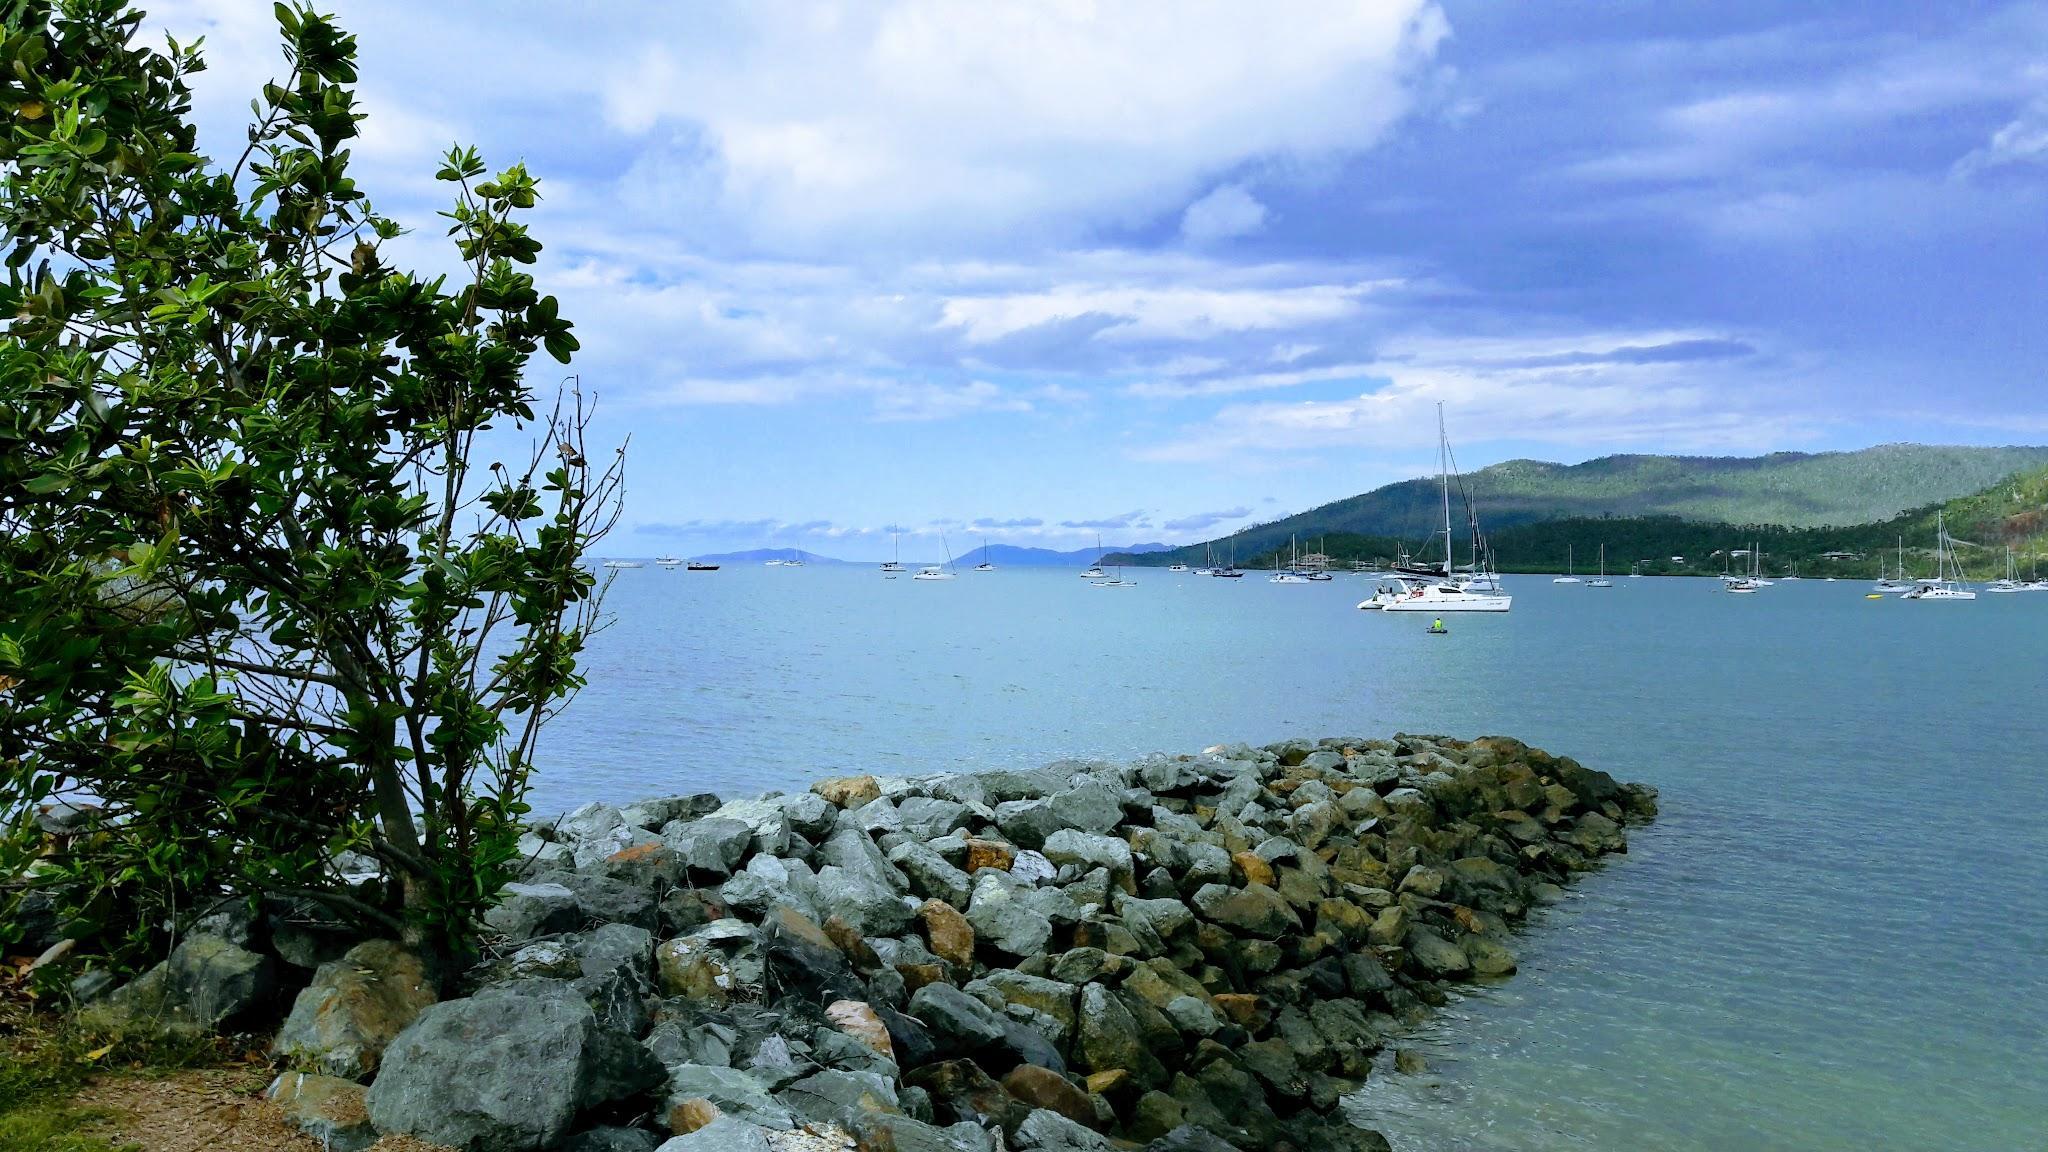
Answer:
[
  {"left": 597, "top": 1, "right": 1449, "bottom": 247},
  {"left": 870, "top": 380, "right": 1034, "bottom": 422},
  {"left": 1162, "top": 506, "right": 1254, "bottom": 533},
  {"left": 1134, "top": 328, "right": 1802, "bottom": 462},
  {"left": 1181, "top": 184, "right": 1269, "bottom": 243},
  {"left": 1955, "top": 96, "right": 2048, "bottom": 176},
  {"left": 939, "top": 281, "right": 1387, "bottom": 344}
]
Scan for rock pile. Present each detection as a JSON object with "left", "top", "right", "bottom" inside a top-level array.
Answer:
[{"left": 80, "top": 734, "right": 1658, "bottom": 1152}]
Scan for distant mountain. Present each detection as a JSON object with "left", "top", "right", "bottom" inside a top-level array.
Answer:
[
  {"left": 681, "top": 548, "right": 852, "bottom": 565},
  {"left": 1111, "top": 443, "right": 2048, "bottom": 567},
  {"left": 958, "top": 542, "right": 1173, "bottom": 567}
]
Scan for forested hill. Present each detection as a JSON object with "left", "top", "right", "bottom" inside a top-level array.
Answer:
[
  {"left": 1135, "top": 463, "right": 2048, "bottom": 580},
  {"left": 1113, "top": 443, "right": 2048, "bottom": 568}
]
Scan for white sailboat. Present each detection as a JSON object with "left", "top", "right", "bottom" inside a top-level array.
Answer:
[
  {"left": 1903, "top": 513, "right": 1975, "bottom": 600},
  {"left": 1374, "top": 405, "right": 1510, "bottom": 613},
  {"left": 881, "top": 531, "right": 907, "bottom": 575},
  {"left": 1080, "top": 534, "right": 1107, "bottom": 579},
  {"left": 1553, "top": 545, "right": 1581, "bottom": 584},
  {"left": 914, "top": 533, "right": 960, "bottom": 580},
  {"left": 1588, "top": 544, "right": 1613, "bottom": 588},
  {"left": 1270, "top": 535, "right": 1312, "bottom": 583},
  {"left": 974, "top": 536, "right": 996, "bottom": 572},
  {"left": 1986, "top": 547, "right": 2024, "bottom": 592},
  {"left": 1873, "top": 536, "right": 1913, "bottom": 593}
]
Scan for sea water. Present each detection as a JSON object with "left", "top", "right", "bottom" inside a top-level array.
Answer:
[{"left": 535, "top": 566, "right": 2048, "bottom": 1151}]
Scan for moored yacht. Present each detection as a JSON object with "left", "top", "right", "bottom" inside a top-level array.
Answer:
[
  {"left": 1365, "top": 406, "right": 1511, "bottom": 613},
  {"left": 1902, "top": 513, "right": 1975, "bottom": 600}
]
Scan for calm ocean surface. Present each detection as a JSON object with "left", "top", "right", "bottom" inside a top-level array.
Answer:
[{"left": 536, "top": 565, "right": 2048, "bottom": 1151}]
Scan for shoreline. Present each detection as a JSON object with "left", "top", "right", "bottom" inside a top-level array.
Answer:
[{"left": 78, "top": 733, "right": 1657, "bottom": 1152}]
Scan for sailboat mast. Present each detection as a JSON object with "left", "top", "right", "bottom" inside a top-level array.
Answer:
[{"left": 1438, "top": 403, "right": 1452, "bottom": 575}]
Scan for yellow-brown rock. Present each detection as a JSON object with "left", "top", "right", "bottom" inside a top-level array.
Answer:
[{"left": 917, "top": 899, "right": 976, "bottom": 968}]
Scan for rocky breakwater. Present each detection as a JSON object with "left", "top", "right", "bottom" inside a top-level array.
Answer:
[{"left": 75, "top": 734, "right": 1656, "bottom": 1152}]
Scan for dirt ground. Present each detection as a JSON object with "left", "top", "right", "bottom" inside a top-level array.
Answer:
[{"left": 72, "top": 1068, "right": 448, "bottom": 1152}]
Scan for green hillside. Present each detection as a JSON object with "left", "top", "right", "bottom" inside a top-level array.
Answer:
[
  {"left": 1113, "top": 443, "right": 2048, "bottom": 569},
  {"left": 1192, "top": 464, "right": 2048, "bottom": 581}
]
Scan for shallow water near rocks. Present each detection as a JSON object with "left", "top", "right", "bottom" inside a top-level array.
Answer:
[{"left": 535, "top": 567, "right": 2048, "bottom": 1151}]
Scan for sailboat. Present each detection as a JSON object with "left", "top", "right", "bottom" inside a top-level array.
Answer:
[
  {"left": 880, "top": 531, "right": 907, "bottom": 575},
  {"left": 1588, "top": 544, "right": 1613, "bottom": 588},
  {"left": 914, "top": 533, "right": 960, "bottom": 580},
  {"left": 1078, "top": 534, "right": 1109, "bottom": 579},
  {"left": 1192, "top": 543, "right": 1216, "bottom": 576},
  {"left": 1902, "top": 512, "right": 1975, "bottom": 600},
  {"left": 1553, "top": 545, "right": 1581, "bottom": 584},
  {"left": 1210, "top": 533, "right": 1244, "bottom": 578},
  {"left": 974, "top": 536, "right": 996, "bottom": 572},
  {"left": 1373, "top": 405, "right": 1511, "bottom": 613},
  {"left": 1270, "top": 535, "right": 1312, "bottom": 583},
  {"left": 1986, "top": 547, "right": 2023, "bottom": 593},
  {"left": 1873, "top": 536, "right": 1913, "bottom": 593},
  {"left": 1722, "top": 541, "right": 1764, "bottom": 593},
  {"left": 2025, "top": 553, "right": 2048, "bottom": 592}
]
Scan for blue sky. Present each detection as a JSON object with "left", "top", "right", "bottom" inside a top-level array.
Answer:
[{"left": 156, "top": 1, "right": 2048, "bottom": 558}]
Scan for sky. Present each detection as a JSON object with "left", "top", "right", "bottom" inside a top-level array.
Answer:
[{"left": 150, "top": 1, "right": 2048, "bottom": 558}]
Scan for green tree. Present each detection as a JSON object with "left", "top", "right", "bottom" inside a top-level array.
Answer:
[{"left": 0, "top": 0, "right": 622, "bottom": 973}]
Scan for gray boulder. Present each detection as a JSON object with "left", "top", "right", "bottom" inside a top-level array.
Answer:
[
  {"left": 486, "top": 882, "right": 586, "bottom": 940},
  {"left": 993, "top": 799, "right": 1066, "bottom": 850},
  {"left": 366, "top": 980, "right": 664, "bottom": 1152},
  {"left": 1189, "top": 883, "right": 1299, "bottom": 939},
  {"left": 1041, "top": 830, "right": 1131, "bottom": 876},
  {"left": 965, "top": 876, "right": 1053, "bottom": 958},
  {"left": 1014, "top": 1107, "right": 1116, "bottom": 1151},
  {"left": 561, "top": 802, "right": 626, "bottom": 843},
  {"left": 661, "top": 1064, "right": 795, "bottom": 1130},
  {"left": 894, "top": 797, "right": 973, "bottom": 840},
  {"left": 1405, "top": 926, "right": 1473, "bottom": 979},
  {"left": 908, "top": 982, "right": 1006, "bottom": 1055},
  {"left": 80, "top": 933, "right": 273, "bottom": 1039},
  {"left": 817, "top": 818, "right": 902, "bottom": 888},
  {"left": 665, "top": 819, "right": 756, "bottom": 878},
  {"left": 564, "top": 1126, "right": 664, "bottom": 1152},
  {"left": 777, "top": 1068, "right": 899, "bottom": 1126},
  {"left": 889, "top": 842, "right": 973, "bottom": 908},
  {"left": 813, "top": 865, "right": 916, "bottom": 936},
  {"left": 1046, "top": 782, "right": 1124, "bottom": 835},
  {"left": 574, "top": 823, "right": 666, "bottom": 874}
]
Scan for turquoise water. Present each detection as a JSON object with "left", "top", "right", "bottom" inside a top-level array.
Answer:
[{"left": 537, "top": 566, "right": 2048, "bottom": 1151}]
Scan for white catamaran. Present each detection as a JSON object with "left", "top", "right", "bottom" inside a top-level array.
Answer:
[
  {"left": 1364, "top": 405, "right": 1511, "bottom": 613},
  {"left": 1903, "top": 512, "right": 1975, "bottom": 600}
]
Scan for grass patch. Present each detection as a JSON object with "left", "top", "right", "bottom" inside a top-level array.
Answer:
[
  {"left": 0, "top": 984, "right": 123, "bottom": 1152},
  {"left": 0, "top": 970, "right": 241, "bottom": 1152}
]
